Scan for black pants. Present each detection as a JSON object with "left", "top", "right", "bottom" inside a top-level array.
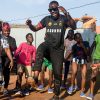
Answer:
[
  {"left": 63, "top": 61, "right": 70, "bottom": 84},
  {"left": 2, "top": 56, "right": 10, "bottom": 88},
  {"left": 33, "top": 42, "right": 64, "bottom": 96}
]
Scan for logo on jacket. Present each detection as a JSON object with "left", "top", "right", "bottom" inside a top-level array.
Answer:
[
  {"left": 59, "top": 21, "right": 62, "bottom": 26},
  {"left": 48, "top": 22, "right": 52, "bottom": 26}
]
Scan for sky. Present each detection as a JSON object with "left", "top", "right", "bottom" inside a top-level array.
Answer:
[{"left": 0, "top": 0, "right": 100, "bottom": 25}]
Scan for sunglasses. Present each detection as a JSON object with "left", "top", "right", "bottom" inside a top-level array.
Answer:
[{"left": 48, "top": 8, "right": 58, "bottom": 12}]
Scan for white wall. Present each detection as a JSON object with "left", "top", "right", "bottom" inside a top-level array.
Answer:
[
  {"left": 11, "top": 27, "right": 94, "bottom": 48},
  {"left": 11, "top": 28, "right": 45, "bottom": 48}
]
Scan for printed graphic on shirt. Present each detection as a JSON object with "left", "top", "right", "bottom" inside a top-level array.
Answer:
[
  {"left": 59, "top": 21, "right": 63, "bottom": 26},
  {"left": 40, "top": 15, "right": 68, "bottom": 48},
  {"left": 48, "top": 22, "right": 52, "bottom": 26},
  {"left": 46, "top": 29, "right": 61, "bottom": 33}
]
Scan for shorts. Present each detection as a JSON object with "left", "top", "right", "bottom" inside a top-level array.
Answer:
[
  {"left": 91, "top": 59, "right": 100, "bottom": 70},
  {"left": 42, "top": 58, "right": 52, "bottom": 70},
  {"left": 72, "top": 58, "right": 87, "bottom": 64},
  {"left": 17, "top": 64, "right": 32, "bottom": 78}
]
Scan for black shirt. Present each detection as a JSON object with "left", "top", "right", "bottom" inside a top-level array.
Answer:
[
  {"left": 40, "top": 15, "right": 69, "bottom": 48},
  {"left": 72, "top": 41, "right": 89, "bottom": 59},
  {"left": 1, "top": 36, "right": 17, "bottom": 57}
]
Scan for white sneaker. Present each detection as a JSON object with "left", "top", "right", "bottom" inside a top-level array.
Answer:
[
  {"left": 48, "top": 88, "right": 53, "bottom": 94},
  {"left": 15, "top": 91, "right": 22, "bottom": 95},
  {"left": 24, "top": 92, "right": 30, "bottom": 96},
  {"left": 80, "top": 92, "right": 86, "bottom": 98}
]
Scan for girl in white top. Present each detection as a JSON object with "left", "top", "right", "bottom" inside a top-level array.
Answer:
[{"left": 61, "top": 29, "right": 76, "bottom": 89}]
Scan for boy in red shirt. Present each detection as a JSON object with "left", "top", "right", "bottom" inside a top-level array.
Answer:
[{"left": 14, "top": 33, "right": 36, "bottom": 95}]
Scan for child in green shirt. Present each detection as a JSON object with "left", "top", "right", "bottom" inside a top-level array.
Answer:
[{"left": 86, "top": 34, "right": 100, "bottom": 100}]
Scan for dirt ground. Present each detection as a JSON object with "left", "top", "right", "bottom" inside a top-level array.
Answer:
[{"left": 0, "top": 70, "right": 100, "bottom": 100}]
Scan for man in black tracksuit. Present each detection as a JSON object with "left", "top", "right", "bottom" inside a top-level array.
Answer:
[{"left": 26, "top": 1, "right": 76, "bottom": 99}]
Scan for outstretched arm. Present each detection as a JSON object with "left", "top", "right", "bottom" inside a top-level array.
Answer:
[{"left": 26, "top": 19, "right": 44, "bottom": 32}]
